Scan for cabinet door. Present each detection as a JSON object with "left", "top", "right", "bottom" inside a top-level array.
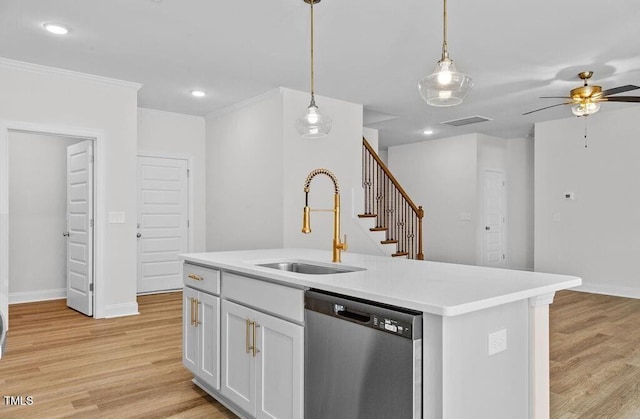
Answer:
[
  {"left": 183, "top": 287, "right": 198, "bottom": 373},
  {"left": 255, "top": 311, "right": 304, "bottom": 419},
  {"left": 221, "top": 300, "right": 256, "bottom": 416},
  {"left": 198, "top": 292, "right": 220, "bottom": 390}
]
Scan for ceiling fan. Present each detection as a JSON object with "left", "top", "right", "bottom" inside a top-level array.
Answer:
[{"left": 523, "top": 71, "right": 640, "bottom": 117}]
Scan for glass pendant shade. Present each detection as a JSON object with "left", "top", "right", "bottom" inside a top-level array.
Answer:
[
  {"left": 418, "top": 58, "right": 473, "bottom": 107},
  {"left": 296, "top": 100, "right": 332, "bottom": 139},
  {"left": 571, "top": 101, "right": 600, "bottom": 117}
]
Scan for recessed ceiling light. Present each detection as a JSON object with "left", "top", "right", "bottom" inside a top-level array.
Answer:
[
  {"left": 191, "top": 90, "right": 206, "bottom": 97},
  {"left": 43, "top": 23, "right": 69, "bottom": 35},
  {"left": 423, "top": 129, "right": 434, "bottom": 135}
]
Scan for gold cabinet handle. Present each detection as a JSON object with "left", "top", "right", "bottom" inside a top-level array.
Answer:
[
  {"left": 252, "top": 322, "right": 260, "bottom": 358},
  {"left": 246, "top": 319, "right": 252, "bottom": 354},
  {"left": 188, "top": 274, "right": 204, "bottom": 281},
  {"left": 195, "top": 299, "right": 201, "bottom": 326},
  {"left": 190, "top": 297, "right": 196, "bottom": 326}
]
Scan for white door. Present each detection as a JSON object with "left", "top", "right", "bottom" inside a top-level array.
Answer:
[
  {"left": 137, "top": 156, "right": 188, "bottom": 293},
  {"left": 66, "top": 140, "right": 94, "bottom": 316},
  {"left": 483, "top": 170, "right": 505, "bottom": 267}
]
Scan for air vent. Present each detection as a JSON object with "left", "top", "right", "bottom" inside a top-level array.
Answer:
[{"left": 440, "top": 115, "right": 492, "bottom": 127}]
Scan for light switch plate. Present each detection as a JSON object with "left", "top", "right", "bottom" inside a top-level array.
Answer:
[{"left": 108, "top": 212, "right": 125, "bottom": 224}]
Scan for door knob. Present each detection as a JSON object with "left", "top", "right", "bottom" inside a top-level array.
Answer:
[
  {"left": 137, "top": 233, "right": 142, "bottom": 238},
  {"left": 63, "top": 231, "right": 70, "bottom": 237},
  {"left": 485, "top": 226, "right": 490, "bottom": 231}
]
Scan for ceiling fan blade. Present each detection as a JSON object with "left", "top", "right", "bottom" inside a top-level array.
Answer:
[
  {"left": 522, "top": 102, "right": 572, "bottom": 116},
  {"left": 601, "top": 85, "right": 640, "bottom": 96},
  {"left": 539, "top": 96, "right": 572, "bottom": 99},
  {"left": 601, "top": 96, "right": 640, "bottom": 103}
]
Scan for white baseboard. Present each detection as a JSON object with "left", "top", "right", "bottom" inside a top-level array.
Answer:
[
  {"left": 574, "top": 283, "right": 640, "bottom": 300},
  {"left": 104, "top": 302, "right": 139, "bottom": 318},
  {"left": 9, "top": 288, "right": 66, "bottom": 304}
]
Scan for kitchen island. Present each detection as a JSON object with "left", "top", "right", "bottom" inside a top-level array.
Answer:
[{"left": 181, "top": 248, "right": 581, "bottom": 419}]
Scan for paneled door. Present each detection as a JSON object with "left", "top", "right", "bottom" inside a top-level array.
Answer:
[
  {"left": 66, "top": 140, "right": 94, "bottom": 316},
  {"left": 137, "top": 156, "right": 189, "bottom": 293},
  {"left": 483, "top": 169, "right": 506, "bottom": 267}
]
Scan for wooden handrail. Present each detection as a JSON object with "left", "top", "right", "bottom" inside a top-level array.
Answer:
[
  {"left": 363, "top": 138, "right": 421, "bottom": 215},
  {"left": 362, "top": 137, "right": 424, "bottom": 260}
]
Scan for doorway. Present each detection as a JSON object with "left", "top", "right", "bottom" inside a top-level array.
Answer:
[
  {"left": 1, "top": 122, "right": 104, "bottom": 330},
  {"left": 136, "top": 154, "right": 190, "bottom": 293},
  {"left": 482, "top": 169, "right": 506, "bottom": 267}
]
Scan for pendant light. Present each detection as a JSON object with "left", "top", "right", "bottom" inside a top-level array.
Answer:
[
  {"left": 418, "top": 0, "right": 473, "bottom": 107},
  {"left": 296, "top": 0, "right": 332, "bottom": 139}
]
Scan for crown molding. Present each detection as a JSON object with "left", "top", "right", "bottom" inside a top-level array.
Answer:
[
  {"left": 138, "top": 107, "right": 205, "bottom": 122},
  {"left": 0, "top": 57, "right": 142, "bottom": 90},
  {"left": 205, "top": 87, "right": 283, "bottom": 120}
]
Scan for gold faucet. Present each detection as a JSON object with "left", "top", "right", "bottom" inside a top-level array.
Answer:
[{"left": 302, "top": 168, "right": 348, "bottom": 262}]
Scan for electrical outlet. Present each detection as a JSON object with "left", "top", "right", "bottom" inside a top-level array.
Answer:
[{"left": 488, "top": 328, "right": 507, "bottom": 356}]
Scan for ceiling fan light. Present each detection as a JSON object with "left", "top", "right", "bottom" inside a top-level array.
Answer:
[
  {"left": 295, "top": 102, "right": 332, "bottom": 139},
  {"left": 571, "top": 102, "right": 601, "bottom": 117}
]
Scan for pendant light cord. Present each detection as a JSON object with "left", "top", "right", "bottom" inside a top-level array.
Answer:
[
  {"left": 441, "top": 0, "right": 449, "bottom": 59},
  {"left": 310, "top": 0, "right": 316, "bottom": 103}
]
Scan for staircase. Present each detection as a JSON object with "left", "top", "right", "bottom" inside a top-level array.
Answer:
[{"left": 359, "top": 138, "right": 424, "bottom": 260}]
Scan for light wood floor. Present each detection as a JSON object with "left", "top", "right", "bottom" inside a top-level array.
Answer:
[
  {"left": 549, "top": 291, "right": 640, "bottom": 418},
  {"left": 0, "top": 292, "right": 236, "bottom": 418},
  {"left": 2, "top": 290, "right": 639, "bottom": 418}
]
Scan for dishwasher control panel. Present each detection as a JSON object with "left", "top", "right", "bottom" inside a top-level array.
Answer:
[{"left": 373, "top": 315, "right": 413, "bottom": 338}]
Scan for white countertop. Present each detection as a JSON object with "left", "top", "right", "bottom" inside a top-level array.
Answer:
[{"left": 181, "top": 248, "right": 581, "bottom": 316}]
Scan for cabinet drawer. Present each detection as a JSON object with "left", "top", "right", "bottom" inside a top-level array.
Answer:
[
  {"left": 183, "top": 263, "right": 221, "bottom": 295},
  {"left": 223, "top": 272, "right": 304, "bottom": 323}
]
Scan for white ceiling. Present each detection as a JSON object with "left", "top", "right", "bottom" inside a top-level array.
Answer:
[{"left": 1, "top": 0, "right": 639, "bottom": 149}]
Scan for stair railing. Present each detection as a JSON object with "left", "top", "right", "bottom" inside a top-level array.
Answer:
[{"left": 361, "top": 138, "right": 424, "bottom": 260}]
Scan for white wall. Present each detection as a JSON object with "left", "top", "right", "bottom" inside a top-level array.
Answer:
[
  {"left": 137, "top": 108, "right": 206, "bottom": 252},
  {"left": 388, "top": 134, "right": 479, "bottom": 264},
  {"left": 535, "top": 107, "right": 640, "bottom": 298},
  {"left": 0, "top": 58, "right": 140, "bottom": 319},
  {"left": 205, "top": 90, "right": 285, "bottom": 251},
  {"left": 507, "top": 137, "right": 534, "bottom": 271},
  {"left": 8, "top": 132, "right": 82, "bottom": 302},
  {"left": 388, "top": 133, "right": 535, "bottom": 269},
  {"left": 204, "top": 88, "right": 382, "bottom": 257}
]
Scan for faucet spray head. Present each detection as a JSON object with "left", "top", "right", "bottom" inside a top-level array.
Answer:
[{"left": 302, "top": 206, "right": 311, "bottom": 233}]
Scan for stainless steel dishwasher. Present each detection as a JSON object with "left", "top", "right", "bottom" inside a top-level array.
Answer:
[{"left": 305, "top": 289, "right": 423, "bottom": 419}]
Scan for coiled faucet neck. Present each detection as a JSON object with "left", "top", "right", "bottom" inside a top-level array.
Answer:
[{"left": 303, "top": 168, "right": 339, "bottom": 194}]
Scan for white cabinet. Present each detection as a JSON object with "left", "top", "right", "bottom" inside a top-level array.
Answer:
[
  {"left": 183, "top": 265, "right": 221, "bottom": 391},
  {"left": 221, "top": 299, "right": 304, "bottom": 419}
]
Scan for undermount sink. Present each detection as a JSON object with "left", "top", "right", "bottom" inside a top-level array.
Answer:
[{"left": 256, "top": 261, "right": 365, "bottom": 275}]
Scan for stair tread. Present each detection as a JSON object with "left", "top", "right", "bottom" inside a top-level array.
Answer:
[
  {"left": 392, "top": 252, "right": 409, "bottom": 257},
  {"left": 357, "top": 213, "right": 377, "bottom": 218},
  {"left": 369, "top": 227, "right": 387, "bottom": 232},
  {"left": 380, "top": 240, "right": 398, "bottom": 244}
]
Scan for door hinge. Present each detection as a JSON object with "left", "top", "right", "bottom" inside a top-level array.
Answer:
[
  {"left": 89, "top": 283, "right": 94, "bottom": 292},
  {"left": 187, "top": 219, "right": 190, "bottom": 227},
  {"left": 90, "top": 218, "right": 94, "bottom": 228},
  {"left": 187, "top": 169, "right": 190, "bottom": 178},
  {"left": 502, "top": 254, "right": 506, "bottom": 260}
]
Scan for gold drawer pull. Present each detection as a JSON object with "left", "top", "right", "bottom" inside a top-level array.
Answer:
[
  {"left": 188, "top": 273, "right": 204, "bottom": 281},
  {"left": 252, "top": 322, "right": 260, "bottom": 358}
]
